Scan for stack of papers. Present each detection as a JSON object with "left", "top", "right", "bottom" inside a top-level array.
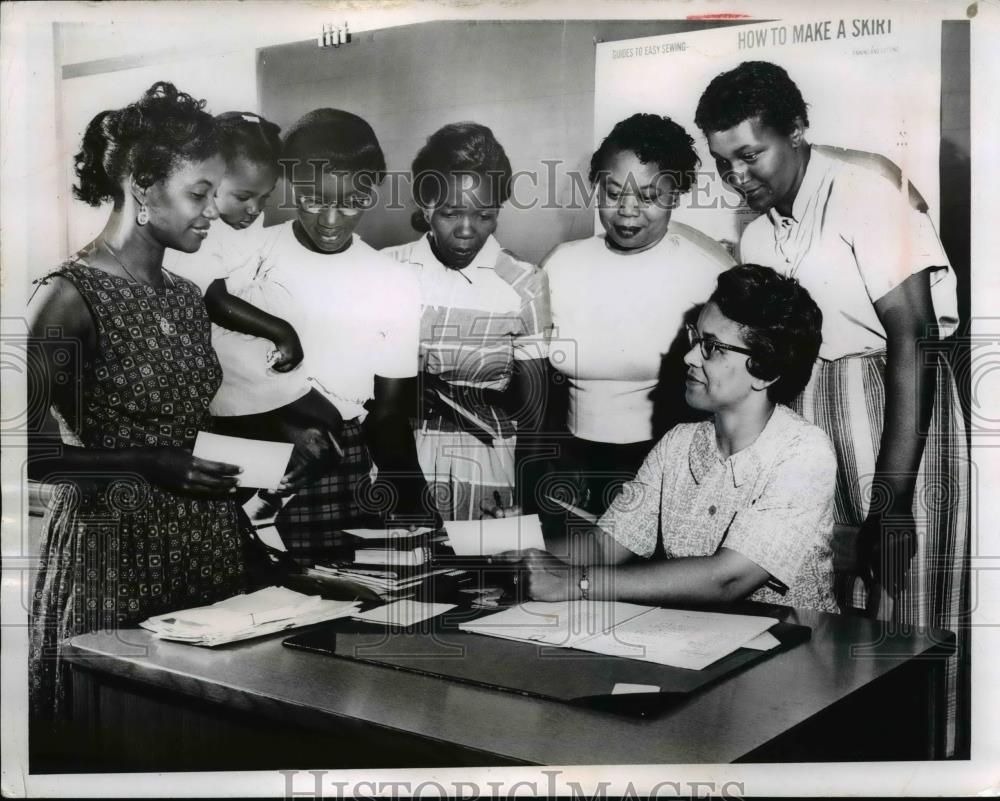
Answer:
[
  {"left": 577, "top": 607, "right": 780, "bottom": 670},
  {"left": 341, "top": 526, "right": 437, "bottom": 541},
  {"left": 459, "top": 602, "right": 780, "bottom": 671},
  {"left": 140, "top": 586, "right": 361, "bottom": 646},
  {"left": 354, "top": 545, "right": 429, "bottom": 567},
  {"left": 307, "top": 564, "right": 464, "bottom": 598},
  {"left": 341, "top": 526, "right": 445, "bottom": 567}
]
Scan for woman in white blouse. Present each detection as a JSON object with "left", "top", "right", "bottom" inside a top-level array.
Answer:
[{"left": 543, "top": 114, "right": 734, "bottom": 516}]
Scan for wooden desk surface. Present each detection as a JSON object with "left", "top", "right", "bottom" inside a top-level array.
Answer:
[{"left": 64, "top": 605, "right": 952, "bottom": 765}]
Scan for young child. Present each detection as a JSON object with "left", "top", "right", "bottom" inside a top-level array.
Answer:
[
  {"left": 170, "top": 112, "right": 304, "bottom": 409},
  {"left": 205, "top": 108, "right": 435, "bottom": 564},
  {"left": 170, "top": 112, "right": 345, "bottom": 522}
]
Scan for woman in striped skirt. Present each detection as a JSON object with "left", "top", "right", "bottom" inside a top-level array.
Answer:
[{"left": 696, "top": 61, "right": 969, "bottom": 756}]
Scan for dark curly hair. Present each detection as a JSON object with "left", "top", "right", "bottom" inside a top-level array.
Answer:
[
  {"left": 281, "top": 108, "right": 386, "bottom": 188},
  {"left": 409, "top": 122, "right": 513, "bottom": 232},
  {"left": 588, "top": 113, "right": 699, "bottom": 194},
  {"left": 695, "top": 61, "right": 810, "bottom": 136},
  {"left": 214, "top": 111, "right": 282, "bottom": 172},
  {"left": 73, "top": 81, "right": 218, "bottom": 208},
  {"left": 710, "top": 264, "right": 822, "bottom": 405}
]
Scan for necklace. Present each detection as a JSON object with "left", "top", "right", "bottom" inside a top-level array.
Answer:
[
  {"left": 100, "top": 239, "right": 178, "bottom": 336},
  {"left": 101, "top": 239, "right": 177, "bottom": 289}
]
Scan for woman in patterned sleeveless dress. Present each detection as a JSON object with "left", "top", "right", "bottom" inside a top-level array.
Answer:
[{"left": 27, "top": 83, "right": 255, "bottom": 726}]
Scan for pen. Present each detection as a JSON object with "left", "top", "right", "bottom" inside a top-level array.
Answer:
[{"left": 493, "top": 490, "right": 505, "bottom": 518}]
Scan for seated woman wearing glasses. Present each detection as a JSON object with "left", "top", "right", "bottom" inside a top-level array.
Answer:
[
  {"left": 514, "top": 264, "right": 838, "bottom": 613},
  {"left": 217, "top": 108, "right": 434, "bottom": 562}
]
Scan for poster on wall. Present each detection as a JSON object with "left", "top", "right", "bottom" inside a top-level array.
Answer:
[{"left": 594, "top": 15, "right": 942, "bottom": 248}]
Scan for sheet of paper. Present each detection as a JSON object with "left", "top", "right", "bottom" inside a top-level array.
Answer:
[
  {"left": 444, "top": 514, "right": 546, "bottom": 556},
  {"left": 459, "top": 601, "right": 653, "bottom": 648},
  {"left": 742, "top": 631, "right": 781, "bottom": 651},
  {"left": 145, "top": 586, "right": 319, "bottom": 629},
  {"left": 192, "top": 431, "right": 293, "bottom": 490},
  {"left": 140, "top": 586, "right": 361, "bottom": 646},
  {"left": 579, "top": 608, "right": 777, "bottom": 671},
  {"left": 342, "top": 527, "right": 434, "bottom": 540},
  {"left": 546, "top": 496, "right": 598, "bottom": 525},
  {"left": 152, "top": 600, "right": 362, "bottom": 646},
  {"left": 353, "top": 600, "right": 456, "bottom": 627},
  {"left": 612, "top": 683, "right": 660, "bottom": 695}
]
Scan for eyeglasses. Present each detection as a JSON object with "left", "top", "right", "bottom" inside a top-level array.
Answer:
[
  {"left": 296, "top": 194, "right": 375, "bottom": 215},
  {"left": 686, "top": 324, "right": 754, "bottom": 360},
  {"left": 599, "top": 187, "right": 666, "bottom": 209}
]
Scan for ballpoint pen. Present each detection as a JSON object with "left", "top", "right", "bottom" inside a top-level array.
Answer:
[{"left": 327, "top": 429, "right": 345, "bottom": 460}]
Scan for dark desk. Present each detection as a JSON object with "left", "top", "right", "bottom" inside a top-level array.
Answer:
[{"left": 57, "top": 605, "right": 952, "bottom": 771}]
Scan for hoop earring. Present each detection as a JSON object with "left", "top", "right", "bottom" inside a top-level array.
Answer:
[{"left": 136, "top": 204, "right": 149, "bottom": 226}]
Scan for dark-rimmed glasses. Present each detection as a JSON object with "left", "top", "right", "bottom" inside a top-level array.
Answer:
[
  {"left": 296, "top": 194, "right": 375, "bottom": 215},
  {"left": 686, "top": 324, "right": 754, "bottom": 360}
]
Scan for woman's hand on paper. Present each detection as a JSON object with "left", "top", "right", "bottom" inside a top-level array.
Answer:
[{"left": 140, "top": 447, "right": 242, "bottom": 497}]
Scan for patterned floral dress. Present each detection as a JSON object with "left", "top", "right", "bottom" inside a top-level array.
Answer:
[{"left": 29, "top": 259, "right": 251, "bottom": 721}]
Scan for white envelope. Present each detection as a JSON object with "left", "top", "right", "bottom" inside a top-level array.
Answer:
[{"left": 192, "top": 431, "right": 294, "bottom": 490}]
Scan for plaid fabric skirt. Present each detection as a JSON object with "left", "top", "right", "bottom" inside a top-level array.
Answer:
[
  {"left": 274, "top": 417, "right": 376, "bottom": 565},
  {"left": 792, "top": 347, "right": 969, "bottom": 755}
]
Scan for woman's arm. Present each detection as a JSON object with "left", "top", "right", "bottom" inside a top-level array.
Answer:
[
  {"left": 27, "top": 277, "right": 242, "bottom": 497},
  {"left": 541, "top": 521, "right": 635, "bottom": 567},
  {"left": 509, "top": 357, "right": 549, "bottom": 513},
  {"left": 364, "top": 375, "right": 437, "bottom": 524},
  {"left": 522, "top": 418, "right": 836, "bottom": 606},
  {"left": 203, "top": 279, "right": 303, "bottom": 372},
  {"left": 516, "top": 546, "right": 771, "bottom": 605},
  {"left": 863, "top": 268, "right": 937, "bottom": 596}
]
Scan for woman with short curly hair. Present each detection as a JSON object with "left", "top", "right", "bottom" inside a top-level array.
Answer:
[
  {"left": 27, "top": 82, "right": 258, "bottom": 724},
  {"left": 543, "top": 113, "right": 735, "bottom": 517},
  {"left": 515, "top": 264, "right": 839, "bottom": 616}
]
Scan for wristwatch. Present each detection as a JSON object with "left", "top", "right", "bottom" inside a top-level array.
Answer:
[{"left": 578, "top": 565, "right": 590, "bottom": 601}]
